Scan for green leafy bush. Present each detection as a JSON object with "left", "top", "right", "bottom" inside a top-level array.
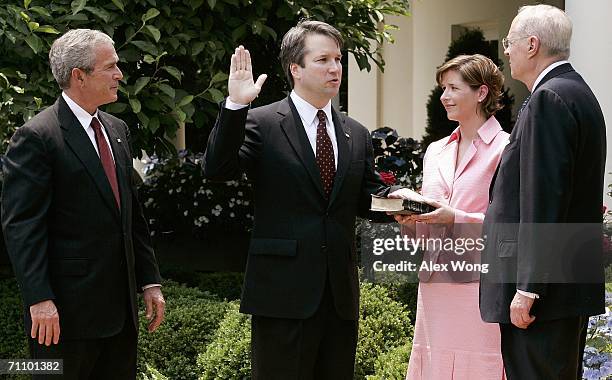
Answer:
[
  {"left": 355, "top": 282, "right": 413, "bottom": 379},
  {"left": 137, "top": 281, "right": 229, "bottom": 380},
  {"left": 0, "top": 0, "right": 410, "bottom": 157},
  {"left": 0, "top": 278, "right": 28, "bottom": 360},
  {"left": 366, "top": 342, "right": 411, "bottom": 380},
  {"left": 195, "top": 282, "right": 414, "bottom": 379},
  {"left": 139, "top": 151, "right": 254, "bottom": 237},
  {"left": 197, "top": 301, "right": 251, "bottom": 380}
]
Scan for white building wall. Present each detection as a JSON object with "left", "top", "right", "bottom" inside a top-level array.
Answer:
[{"left": 566, "top": 0, "right": 612, "bottom": 208}]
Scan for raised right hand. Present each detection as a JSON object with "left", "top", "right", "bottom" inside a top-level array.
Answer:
[
  {"left": 228, "top": 46, "right": 268, "bottom": 105},
  {"left": 30, "top": 299, "right": 60, "bottom": 346}
]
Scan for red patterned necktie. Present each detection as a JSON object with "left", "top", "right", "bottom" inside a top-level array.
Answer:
[
  {"left": 91, "top": 117, "right": 120, "bottom": 209},
  {"left": 315, "top": 110, "right": 336, "bottom": 199}
]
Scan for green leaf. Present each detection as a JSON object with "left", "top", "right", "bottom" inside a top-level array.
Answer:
[
  {"left": 208, "top": 88, "right": 224, "bottom": 103},
  {"left": 59, "top": 13, "right": 89, "bottom": 22},
  {"left": 130, "top": 40, "right": 158, "bottom": 55},
  {"left": 141, "top": 8, "right": 160, "bottom": 23},
  {"left": 129, "top": 98, "right": 142, "bottom": 113},
  {"left": 143, "top": 54, "right": 155, "bottom": 64},
  {"left": 35, "top": 25, "right": 60, "bottom": 34},
  {"left": 191, "top": 41, "right": 205, "bottom": 56},
  {"left": 24, "top": 33, "right": 42, "bottom": 54},
  {"left": 189, "top": 0, "right": 205, "bottom": 10},
  {"left": 149, "top": 117, "right": 160, "bottom": 133},
  {"left": 158, "top": 83, "right": 175, "bottom": 99},
  {"left": 28, "top": 22, "right": 40, "bottom": 31},
  {"left": 174, "top": 108, "right": 186, "bottom": 123},
  {"left": 34, "top": 97, "right": 42, "bottom": 109},
  {"left": 105, "top": 102, "right": 128, "bottom": 113},
  {"left": 162, "top": 66, "right": 181, "bottom": 83},
  {"left": 84, "top": 6, "right": 111, "bottom": 23},
  {"left": 133, "top": 77, "right": 151, "bottom": 95},
  {"left": 71, "top": 0, "right": 87, "bottom": 15},
  {"left": 177, "top": 95, "right": 193, "bottom": 107},
  {"left": 20, "top": 11, "right": 31, "bottom": 22},
  {"left": 210, "top": 72, "right": 228, "bottom": 84},
  {"left": 137, "top": 112, "right": 149, "bottom": 128},
  {"left": 111, "top": 0, "right": 125, "bottom": 12},
  {"left": 207, "top": 0, "right": 216, "bottom": 10},
  {"left": 30, "top": 6, "right": 52, "bottom": 17},
  {"left": 24, "top": 0, "right": 32, "bottom": 9},
  {"left": 145, "top": 25, "right": 161, "bottom": 42}
]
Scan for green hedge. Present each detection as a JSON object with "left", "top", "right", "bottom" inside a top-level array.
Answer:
[
  {"left": 366, "top": 342, "right": 411, "bottom": 380},
  {"left": 197, "top": 302, "right": 251, "bottom": 380},
  {"left": 196, "top": 282, "right": 414, "bottom": 379},
  {"left": 0, "top": 278, "right": 28, "bottom": 359},
  {"left": 137, "top": 281, "right": 229, "bottom": 380}
]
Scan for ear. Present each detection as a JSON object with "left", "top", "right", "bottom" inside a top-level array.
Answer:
[
  {"left": 290, "top": 63, "right": 301, "bottom": 82},
  {"left": 71, "top": 68, "right": 85, "bottom": 87},
  {"left": 527, "top": 36, "right": 540, "bottom": 57},
  {"left": 478, "top": 85, "right": 489, "bottom": 103}
]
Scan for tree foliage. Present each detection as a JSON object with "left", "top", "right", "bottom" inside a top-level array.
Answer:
[
  {"left": 421, "top": 28, "right": 515, "bottom": 150},
  {"left": 0, "top": 0, "right": 410, "bottom": 156}
]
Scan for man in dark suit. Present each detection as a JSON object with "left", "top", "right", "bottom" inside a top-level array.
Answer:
[
  {"left": 479, "top": 5, "right": 606, "bottom": 379},
  {"left": 1, "top": 29, "right": 165, "bottom": 379},
  {"left": 203, "top": 20, "right": 390, "bottom": 379}
]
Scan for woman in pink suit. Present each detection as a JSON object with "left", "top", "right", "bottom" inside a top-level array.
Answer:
[{"left": 393, "top": 54, "right": 509, "bottom": 379}]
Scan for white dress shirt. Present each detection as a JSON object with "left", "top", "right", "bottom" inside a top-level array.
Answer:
[
  {"left": 225, "top": 90, "right": 338, "bottom": 169},
  {"left": 61, "top": 92, "right": 115, "bottom": 162}
]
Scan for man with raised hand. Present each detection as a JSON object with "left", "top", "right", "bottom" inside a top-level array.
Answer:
[{"left": 203, "top": 20, "right": 389, "bottom": 379}]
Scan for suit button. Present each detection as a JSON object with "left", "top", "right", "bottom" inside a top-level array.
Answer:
[{"left": 321, "top": 245, "right": 328, "bottom": 252}]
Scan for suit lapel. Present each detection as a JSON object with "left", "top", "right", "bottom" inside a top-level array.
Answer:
[
  {"left": 279, "top": 97, "right": 326, "bottom": 198},
  {"left": 436, "top": 141, "right": 457, "bottom": 192},
  {"left": 454, "top": 143, "right": 476, "bottom": 180},
  {"left": 329, "top": 108, "right": 351, "bottom": 204},
  {"left": 58, "top": 97, "right": 120, "bottom": 220}
]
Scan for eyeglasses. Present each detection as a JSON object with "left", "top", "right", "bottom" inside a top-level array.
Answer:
[{"left": 502, "top": 36, "right": 530, "bottom": 50}]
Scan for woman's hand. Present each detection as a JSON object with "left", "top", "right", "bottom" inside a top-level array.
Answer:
[{"left": 412, "top": 199, "right": 455, "bottom": 225}]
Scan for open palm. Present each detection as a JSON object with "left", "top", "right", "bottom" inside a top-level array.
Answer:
[{"left": 228, "top": 46, "right": 267, "bottom": 105}]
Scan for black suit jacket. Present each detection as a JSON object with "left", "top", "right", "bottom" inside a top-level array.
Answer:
[
  {"left": 1, "top": 96, "right": 161, "bottom": 339},
  {"left": 203, "top": 97, "right": 387, "bottom": 320},
  {"left": 480, "top": 64, "right": 606, "bottom": 323}
]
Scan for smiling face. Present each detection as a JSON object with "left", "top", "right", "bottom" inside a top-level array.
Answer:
[
  {"left": 291, "top": 33, "right": 342, "bottom": 108},
  {"left": 80, "top": 42, "right": 123, "bottom": 108},
  {"left": 439, "top": 70, "right": 483, "bottom": 123}
]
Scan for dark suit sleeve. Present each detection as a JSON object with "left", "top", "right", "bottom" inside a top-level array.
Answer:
[
  {"left": 202, "top": 103, "right": 263, "bottom": 180},
  {"left": 357, "top": 127, "right": 394, "bottom": 221},
  {"left": 123, "top": 122, "right": 162, "bottom": 288},
  {"left": 517, "top": 88, "right": 577, "bottom": 296},
  {"left": 1, "top": 126, "right": 55, "bottom": 306}
]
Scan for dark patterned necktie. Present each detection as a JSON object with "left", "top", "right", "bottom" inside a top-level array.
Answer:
[
  {"left": 315, "top": 110, "right": 336, "bottom": 199},
  {"left": 517, "top": 94, "right": 531, "bottom": 119},
  {"left": 91, "top": 117, "right": 120, "bottom": 209}
]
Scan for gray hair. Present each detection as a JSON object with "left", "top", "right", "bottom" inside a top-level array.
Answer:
[
  {"left": 279, "top": 20, "right": 343, "bottom": 88},
  {"left": 515, "top": 4, "right": 572, "bottom": 60},
  {"left": 49, "top": 29, "right": 114, "bottom": 89}
]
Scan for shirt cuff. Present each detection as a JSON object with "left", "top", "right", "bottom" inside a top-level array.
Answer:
[
  {"left": 517, "top": 289, "right": 539, "bottom": 299},
  {"left": 225, "top": 97, "right": 249, "bottom": 110},
  {"left": 142, "top": 284, "right": 162, "bottom": 291}
]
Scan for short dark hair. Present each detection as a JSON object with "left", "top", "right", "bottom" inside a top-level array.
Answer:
[
  {"left": 279, "top": 20, "right": 343, "bottom": 88},
  {"left": 436, "top": 54, "right": 505, "bottom": 118}
]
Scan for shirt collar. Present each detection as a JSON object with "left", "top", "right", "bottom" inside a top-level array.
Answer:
[
  {"left": 444, "top": 116, "right": 502, "bottom": 146},
  {"left": 531, "top": 60, "right": 569, "bottom": 92},
  {"left": 62, "top": 91, "right": 99, "bottom": 129},
  {"left": 290, "top": 90, "right": 332, "bottom": 126}
]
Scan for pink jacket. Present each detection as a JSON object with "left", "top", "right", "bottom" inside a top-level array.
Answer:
[{"left": 415, "top": 116, "right": 509, "bottom": 282}]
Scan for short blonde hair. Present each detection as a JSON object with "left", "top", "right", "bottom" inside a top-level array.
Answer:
[{"left": 436, "top": 54, "right": 505, "bottom": 118}]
